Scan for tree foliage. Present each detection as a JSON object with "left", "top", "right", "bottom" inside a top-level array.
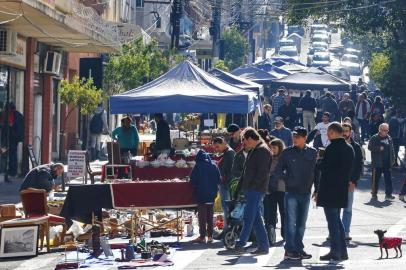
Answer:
[
  {"left": 58, "top": 75, "right": 103, "bottom": 116},
  {"left": 285, "top": 0, "right": 406, "bottom": 109},
  {"left": 104, "top": 38, "right": 184, "bottom": 94},
  {"left": 369, "top": 52, "right": 390, "bottom": 88},
  {"left": 213, "top": 60, "right": 229, "bottom": 72},
  {"left": 223, "top": 28, "right": 249, "bottom": 71}
]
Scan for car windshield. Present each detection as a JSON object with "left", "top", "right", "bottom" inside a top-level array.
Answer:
[
  {"left": 314, "top": 55, "right": 330, "bottom": 61},
  {"left": 280, "top": 50, "right": 298, "bottom": 57},
  {"left": 342, "top": 55, "right": 358, "bottom": 62}
]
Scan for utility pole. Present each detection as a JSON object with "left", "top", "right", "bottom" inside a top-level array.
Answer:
[
  {"left": 211, "top": 0, "right": 222, "bottom": 63},
  {"left": 262, "top": 7, "right": 268, "bottom": 60},
  {"left": 170, "top": 0, "right": 182, "bottom": 50}
]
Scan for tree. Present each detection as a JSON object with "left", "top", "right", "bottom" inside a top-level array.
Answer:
[
  {"left": 213, "top": 60, "right": 229, "bottom": 72},
  {"left": 222, "top": 28, "right": 249, "bottom": 71},
  {"left": 104, "top": 38, "right": 183, "bottom": 95},
  {"left": 369, "top": 52, "right": 390, "bottom": 88}
]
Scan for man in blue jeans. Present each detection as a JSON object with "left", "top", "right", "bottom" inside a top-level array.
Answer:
[
  {"left": 232, "top": 128, "right": 272, "bottom": 255},
  {"left": 316, "top": 123, "right": 354, "bottom": 261},
  {"left": 274, "top": 126, "right": 317, "bottom": 260}
]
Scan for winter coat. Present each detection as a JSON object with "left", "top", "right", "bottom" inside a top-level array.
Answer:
[
  {"left": 231, "top": 149, "right": 246, "bottom": 180},
  {"left": 317, "top": 138, "right": 354, "bottom": 208},
  {"left": 278, "top": 104, "right": 297, "bottom": 130},
  {"left": 20, "top": 164, "right": 57, "bottom": 193},
  {"left": 349, "top": 138, "right": 364, "bottom": 185},
  {"left": 218, "top": 147, "right": 236, "bottom": 185},
  {"left": 156, "top": 120, "right": 171, "bottom": 150},
  {"left": 269, "top": 155, "right": 285, "bottom": 192},
  {"left": 240, "top": 141, "right": 272, "bottom": 193},
  {"left": 368, "top": 134, "right": 396, "bottom": 169},
  {"left": 190, "top": 150, "right": 221, "bottom": 204},
  {"left": 258, "top": 113, "right": 272, "bottom": 131}
]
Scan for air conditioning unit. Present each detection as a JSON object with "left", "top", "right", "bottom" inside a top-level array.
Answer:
[
  {"left": 0, "top": 29, "right": 17, "bottom": 55},
  {"left": 44, "top": 51, "right": 62, "bottom": 75}
]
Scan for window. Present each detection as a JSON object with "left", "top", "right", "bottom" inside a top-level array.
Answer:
[{"left": 136, "top": 0, "right": 144, "bottom": 7}]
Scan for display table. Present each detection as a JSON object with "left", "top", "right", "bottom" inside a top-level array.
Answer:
[
  {"left": 130, "top": 166, "right": 192, "bottom": 180},
  {"left": 60, "top": 182, "right": 196, "bottom": 225},
  {"left": 111, "top": 181, "right": 196, "bottom": 209}
]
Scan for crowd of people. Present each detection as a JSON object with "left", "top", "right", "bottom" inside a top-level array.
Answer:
[{"left": 189, "top": 86, "right": 406, "bottom": 261}]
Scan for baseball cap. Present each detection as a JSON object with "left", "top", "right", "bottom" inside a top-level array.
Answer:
[
  {"left": 227, "top": 124, "right": 240, "bottom": 133},
  {"left": 292, "top": 126, "right": 307, "bottom": 137},
  {"left": 274, "top": 116, "right": 284, "bottom": 123}
]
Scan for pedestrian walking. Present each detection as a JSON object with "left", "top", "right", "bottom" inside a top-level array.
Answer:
[
  {"left": 213, "top": 137, "right": 235, "bottom": 233},
  {"left": 370, "top": 96, "right": 385, "bottom": 120},
  {"left": 264, "top": 139, "right": 286, "bottom": 244},
  {"left": 270, "top": 117, "right": 293, "bottom": 147},
  {"left": 339, "top": 93, "right": 355, "bottom": 119},
  {"left": 88, "top": 104, "right": 108, "bottom": 161},
  {"left": 258, "top": 104, "right": 273, "bottom": 131},
  {"left": 315, "top": 112, "right": 331, "bottom": 147},
  {"left": 272, "top": 88, "right": 286, "bottom": 118},
  {"left": 369, "top": 113, "right": 384, "bottom": 138},
  {"left": 232, "top": 128, "right": 272, "bottom": 255},
  {"left": 355, "top": 93, "right": 371, "bottom": 142},
  {"left": 154, "top": 113, "right": 171, "bottom": 155},
  {"left": 388, "top": 110, "right": 401, "bottom": 166},
  {"left": 341, "top": 123, "right": 364, "bottom": 240},
  {"left": 190, "top": 150, "right": 221, "bottom": 244},
  {"left": 278, "top": 95, "right": 297, "bottom": 130},
  {"left": 274, "top": 126, "right": 317, "bottom": 260},
  {"left": 368, "top": 123, "right": 396, "bottom": 200},
  {"left": 321, "top": 92, "right": 339, "bottom": 121},
  {"left": 298, "top": 90, "right": 317, "bottom": 131},
  {"left": 316, "top": 122, "right": 354, "bottom": 261}
]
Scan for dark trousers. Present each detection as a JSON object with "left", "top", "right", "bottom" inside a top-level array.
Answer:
[
  {"left": 372, "top": 168, "right": 393, "bottom": 196},
  {"left": 264, "top": 191, "right": 285, "bottom": 238},
  {"left": 198, "top": 203, "right": 214, "bottom": 238},
  {"left": 358, "top": 118, "right": 369, "bottom": 141},
  {"left": 8, "top": 143, "right": 18, "bottom": 176},
  {"left": 400, "top": 178, "right": 406, "bottom": 196},
  {"left": 324, "top": 207, "right": 347, "bottom": 257},
  {"left": 392, "top": 138, "right": 400, "bottom": 163}
]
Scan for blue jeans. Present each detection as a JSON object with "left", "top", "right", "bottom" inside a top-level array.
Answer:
[
  {"left": 284, "top": 192, "right": 310, "bottom": 253},
  {"left": 324, "top": 207, "right": 347, "bottom": 256},
  {"left": 219, "top": 184, "right": 230, "bottom": 229},
  {"left": 341, "top": 191, "right": 354, "bottom": 234},
  {"left": 236, "top": 190, "right": 269, "bottom": 250}
]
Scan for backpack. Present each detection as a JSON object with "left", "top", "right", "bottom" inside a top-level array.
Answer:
[{"left": 89, "top": 112, "right": 104, "bottom": 134}]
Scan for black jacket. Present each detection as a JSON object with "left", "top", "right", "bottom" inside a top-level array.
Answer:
[
  {"left": 218, "top": 147, "right": 236, "bottom": 184},
  {"left": 317, "top": 138, "right": 354, "bottom": 208},
  {"left": 298, "top": 96, "right": 317, "bottom": 112},
  {"left": 274, "top": 145, "right": 318, "bottom": 194},
  {"left": 349, "top": 138, "right": 364, "bottom": 185},
  {"left": 278, "top": 104, "right": 297, "bottom": 129},
  {"left": 156, "top": 120, "right": 171, "bottom": 150},
  {"left": 258, "top": 113, "right": 272, "bottom": 130},
  {"left": 20, "top": 164, "right": 56, "bottom": 193},
  {"left": 241, "top": 142, "right": 272, "bottom": 193}
]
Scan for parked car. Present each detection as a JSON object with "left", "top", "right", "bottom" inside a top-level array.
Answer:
[
  {"left": 310, "top": 24, "right": 328, "bottom": 36},
  {"left": 311, "top": 41, "right": 329, "bottom": 50},
  {"left": 278, "top": 46, "right": 300, "bottom": 62},
  {"left": 322, "top": 67, "right": 351, "bottom": 81},
  {"left": 307, "top": 46, "right": 328, "bottom": 66},
  {"left": 344, "top": 48, "right": 361, "bottom": 57},
  {"left": 311, "top": 34, "right": 330, "bottom": 44},
  {"left": 341, "top": 54, "right": 360, "bottom": 65},
  {"left": 312, "top": 29, "right": 331, "bottom": 43},
  {"left": 311, "top": 52, "right": 331, "bottom": 67}
]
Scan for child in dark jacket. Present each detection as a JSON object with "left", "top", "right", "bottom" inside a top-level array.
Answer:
[{"left": 190, "top": 150, "right": 221, "bottom": 243}]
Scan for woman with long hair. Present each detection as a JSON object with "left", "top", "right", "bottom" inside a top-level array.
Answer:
[{"left": 264, "top": 138, "right": 286, "bottom": 245}]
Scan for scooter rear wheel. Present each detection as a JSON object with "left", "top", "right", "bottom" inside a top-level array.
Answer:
[{"left": 223, "top": 228, "right": 238, "bottom": 250}]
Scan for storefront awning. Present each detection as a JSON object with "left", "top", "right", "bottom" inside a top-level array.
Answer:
[{"left": 0, "top": 0, "right": 120, "bottom": 53}]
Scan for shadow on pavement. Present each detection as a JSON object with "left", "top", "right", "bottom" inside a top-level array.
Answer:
[{"left": 364, "top": 198, "right": 392, "bottom": 208}]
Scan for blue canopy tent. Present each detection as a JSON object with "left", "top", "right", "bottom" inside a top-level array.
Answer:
[
  {"left": 209, "top": 68, "right": 264, "bottom": 96},
  {"left": 253, "top": 61, "right": 292, "bottom": 75},
  {"left": 270, "top": 67, "right": 351, "bottom": 92},
  {"left": 231, "top": 65, "right": 284, "bottom": 85},
  {"left": 110, "top": 61, "right": 258, "bottom": 114}
]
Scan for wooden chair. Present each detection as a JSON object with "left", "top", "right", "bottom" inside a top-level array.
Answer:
[
  {"left": 85, "top": 151, "right": 102, "bottom": 184},
  {"left": 20, "top": 188, "right": 67, "bottom": 249},
  {"left": 27, "top": 144, "right": 39, "bottom": 168}
]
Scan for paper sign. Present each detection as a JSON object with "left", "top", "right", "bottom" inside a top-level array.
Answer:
[
  {"left": 67, "top": 150, "right": 86, "bottom": 178},
  {"left": 203, "top": 119, "right": 214, "bottom": 127}
]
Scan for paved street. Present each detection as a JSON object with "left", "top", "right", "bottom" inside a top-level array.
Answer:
[{"left": 0, "top": 150, "right": 405, "bottom": 270}]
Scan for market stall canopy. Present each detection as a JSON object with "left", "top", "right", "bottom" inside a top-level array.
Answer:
[
  {"left": 209, "top": 68, "right": 264, "bottom": 96},
  {"left": 253, "top": 61, "right": 292, "bottom": 75},
  {"left": 110, "top": 61, "right": 258, "bottom": 114},
  {"left": 231, "top": 65, "right": 284, "bottom": 85},
  {"left": 271, "top": 67, "right": 351, "bottom": 92}
]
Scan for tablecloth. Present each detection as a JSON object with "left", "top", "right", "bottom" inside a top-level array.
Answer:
[
  {"left": 130, "top": 166, "right": 192, "bottom": 180},
  {"left": 111, "top": 181, "right": 196, "bottom": 209}
]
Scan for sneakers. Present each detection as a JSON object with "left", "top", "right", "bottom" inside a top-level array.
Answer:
[
  {"left": 371, "top": 194, "right": 378, "bottom": 200},
  {"left": 231, "top": 246, "right": 246, "bottom": 255},
  {"left": 385, "top": 195, "right": 396, "bottom": 200},
  {"left": 284, "top": 251, "right": 302, "bottom": 260},
  {"left": 190, "top": 237, "right": 205, "bottom": 244},
  {"left": 299, "top": 250, "right": 312, "bottom": 259}
]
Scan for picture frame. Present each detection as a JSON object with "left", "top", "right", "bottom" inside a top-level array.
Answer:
[{"left": 0, "top": 225, "right": 39, "bottom": 258}]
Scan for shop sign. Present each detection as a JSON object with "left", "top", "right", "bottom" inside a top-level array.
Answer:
[
  {"left": 0, "top": 37, "right": 26, "bottom": 69},
  {"left": 67, "top": 150, "right": 86, "bottom": 178}
]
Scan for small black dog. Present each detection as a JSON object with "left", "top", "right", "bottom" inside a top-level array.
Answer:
[{"left": 374, "top": 229, "right": 403, "bottom": 259}]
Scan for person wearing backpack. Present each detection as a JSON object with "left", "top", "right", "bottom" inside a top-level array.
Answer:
[{"left": 89, "top": 104, "right": 108, "bottom": 161}]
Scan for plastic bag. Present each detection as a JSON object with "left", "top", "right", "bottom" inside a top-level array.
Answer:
[{"left": 230, "top": 202, "right": 245, "bottom": 219}]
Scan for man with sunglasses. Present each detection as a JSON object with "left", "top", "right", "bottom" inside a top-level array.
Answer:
[{"left": 368, "top": 123, "right": 396, "bottom": 200}]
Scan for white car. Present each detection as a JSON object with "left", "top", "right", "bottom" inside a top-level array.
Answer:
[
  {"left": 278, "top": 46, "right": 300, "bottom": 62},
  {"left": 311, "top": 41, "right": 329, "bottom": 50},
  {"left": 307, "top": 46, "right": 328, "bottom": 66},
  {"left": 311, "top": 52, "right": 331, "bottom": 67},
  {"left": 310, "top": 24, "right": 328, "bottom": 35},
  {"left": 341, "top": 54, "right": 359, "bottom": 64},
  {"left": 344, "top": 48, "right": 361, "bottom": 57},
  {"left": 312, "top": 34, "right": 330, "bottom": 44}
]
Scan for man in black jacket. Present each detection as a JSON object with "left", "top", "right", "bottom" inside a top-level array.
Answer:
[
  {"left": 20, "top": 163, "right": 64, "bottom": 193},
  {"left": 298, "top": 90, "right": 317, "bottom": 131},
  {"left": 154, "top": 113, "right": 171, "bottom": 154},
  {"left": 316, "top": 122, "right": 354, "bottom": 261},
  {"left": 274, "top": 126, "right": 317, "bottom": 260},
  {"left": 213, "top": 137, "right": 235, "bottom": 231},
  {"left": 278, "top": 95, "right": 297, "bottom": 130},
  {"left": 341, "top": 123, "right": 363, "bottom": 240}
]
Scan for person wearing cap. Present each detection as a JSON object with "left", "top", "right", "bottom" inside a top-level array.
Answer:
[
  {"left": 154, "top": 113, "right": 171, "bottom": 154},
  {"left": 227, "top": 124, "right": 242, "bottom": 152},
  {"left": 298, "top": 90, "right": 317, "bottom": 132},
  {"left": 274, "top": 126, "right": 317, "bottom": 260},
  {"left": 20, "top": 163, "right": 64, "bottom": 193},
  {"left": 270, "top": 117, "right": 293, "bottom": 147},
  {"left": 111, "top": 116, "right": 140, "bottom": 156}
]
